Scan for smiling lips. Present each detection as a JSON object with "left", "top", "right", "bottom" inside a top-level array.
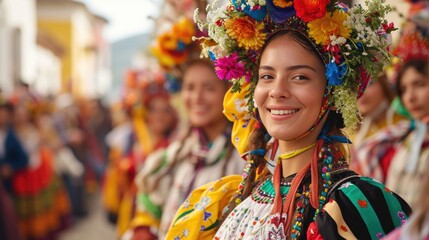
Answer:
[{"left": 269, "top": 109, "right": 299, "bottom": 116}]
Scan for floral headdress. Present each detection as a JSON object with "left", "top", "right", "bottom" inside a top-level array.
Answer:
[
  {"left": 151, "top": 17, "right": 196, "bottom": 69},
  {"left": 393, "top": 1, "right": 429, "bottom": 63},
  {"left": 194, "top": 0, "right": 395, "bottom": 129}
]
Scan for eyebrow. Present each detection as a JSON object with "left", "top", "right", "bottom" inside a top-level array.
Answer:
[{"left": 259, "top": 65, "right": 317, "bottom": 72}]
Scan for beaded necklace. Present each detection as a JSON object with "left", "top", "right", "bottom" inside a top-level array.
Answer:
[{"left": 289, "top": 143, "right": 335, "bottom": 240}]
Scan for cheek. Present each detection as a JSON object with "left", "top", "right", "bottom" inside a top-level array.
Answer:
[
  {"left": 182, "top": 92, "right": 192, "bottom": 108},
  {"left": 253, "top": 85, "right": 266, "bottom": 107}
]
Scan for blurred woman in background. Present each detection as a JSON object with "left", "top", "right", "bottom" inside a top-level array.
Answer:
[{"left": 126, "top": 60, "right": 244, "bottom": 240}]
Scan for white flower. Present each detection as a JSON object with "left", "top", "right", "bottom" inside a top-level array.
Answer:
[
  {"left": 195, "top": 196, "right": 211, "bottom": 211},
  {"left": 182, "top": 229, "right": 189, "bottom": 237},
  {"left": 337, "top": 37, "right": 347, "bottom": 45},
  {"left": 234, "top": 98, "right": 248, "bottom": 113},
  {"left": 259, "top": 0, "right": 266, "bottom": 5},
  {"left": 183, "top": 198, "right": 190, "bottom": 209}
]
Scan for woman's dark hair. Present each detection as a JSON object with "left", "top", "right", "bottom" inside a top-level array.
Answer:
[{"left": 396, "top": 59, "right": 429, "bottom": 98}]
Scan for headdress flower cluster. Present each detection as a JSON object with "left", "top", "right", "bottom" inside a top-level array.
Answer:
[
  {"left": 151, "top": 17, "right": 195, "bottom": 69},
  {"left": 194, "top": 0, "right": 395, "bottom": 128}
]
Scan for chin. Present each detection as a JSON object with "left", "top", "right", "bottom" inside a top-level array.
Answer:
[{"left": 190, "top": 120, "right": 210, "bottom": 128}]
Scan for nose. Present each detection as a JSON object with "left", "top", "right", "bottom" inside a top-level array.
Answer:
[
  {"left": 269, "top": 77, "right": 291, "bottom": 100},
  {"left": 191, "top": 87, "right": 204, "bottom": 103}
]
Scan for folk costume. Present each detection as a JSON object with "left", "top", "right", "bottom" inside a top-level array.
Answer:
[{"left": 166, "top": 0, "right": 412, "bottom": 239}]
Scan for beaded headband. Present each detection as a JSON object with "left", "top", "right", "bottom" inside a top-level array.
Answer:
[{"left": 194, "top": 0, "right": 396, "bottom": 128}]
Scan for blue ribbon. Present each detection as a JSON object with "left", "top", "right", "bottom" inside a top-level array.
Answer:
[
  {"left": 249, "top": 148, "right": 267, "bottom": 156},
  {"left": 318, "top": 123, "right": 352, "bottom": 144}
]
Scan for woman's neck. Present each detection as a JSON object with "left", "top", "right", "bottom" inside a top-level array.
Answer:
[
  {"left": 202, "top": 119, "right": 228, "bottom": 142},
  {"left": 278, "top": 131, "right": 319, "bottom": 178}
]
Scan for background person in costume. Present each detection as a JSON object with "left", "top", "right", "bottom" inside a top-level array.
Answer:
[
  {"left": 166, "top": 0, "right": 412, "bottom": 239},
  {"left": 125, "top": 59, "right": 244, "bottom": 240},
  {"left": 0, "top": 102, "right": 27, "bottom": 240},
  {"left": 350, "top": 73, "right": 404, "bottom": 179},
  {"left": 102, "top": 69, "right": 178, "bottom": 236},
  {"left": 11, "top": 100, "right": 71, "bottom": 240},
  {"left": 354, "top": 0, "right": 429, "bottom": 206}
]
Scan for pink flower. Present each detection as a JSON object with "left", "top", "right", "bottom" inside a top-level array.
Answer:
[
  {"left": 307, "top": 222, "right": 324, "bottom": 240},
  {"left": 215, "top": 52, "right": 246, "bottom": 81}
]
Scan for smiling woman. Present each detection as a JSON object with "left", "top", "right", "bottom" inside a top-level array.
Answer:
[{"left": 165, "top": 0, "right": 412, "bottom": 239}]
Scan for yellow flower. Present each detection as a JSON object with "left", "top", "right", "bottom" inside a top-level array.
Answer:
[
  {"left": 224, "top": 16, "right": 266, "bottom": 50},
  {"left": 273, "top": 0, "right": 293, "bottom": 8},
  {"left": 173, "top": 18, "right": 195, "bottom": 44},
  {"left": 308, "top": 10, "right": 351, "bottom": 45}
]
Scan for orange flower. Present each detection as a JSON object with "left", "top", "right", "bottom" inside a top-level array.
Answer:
[
  {"left": 224, "top": 16, "right": 266, "bottom": 50},
  {"left": 295, "top": 0, "right": 330, "bottom": 22},
  {"left": 172, "top": 18, "right": 195, "bottom": 44},
  {"left": 273, "top": 0, "right": 293, "bottom": 8},
  {"left": 308, "top": 10, "right": 351, "bottom": 45}
]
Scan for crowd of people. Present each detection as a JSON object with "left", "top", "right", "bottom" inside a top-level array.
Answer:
[
  {"left": 0, "top": 82, "right": 112, "bottom": 240},
  {"left": 2, "top": 0, "right": 429, "bottom": 239}
]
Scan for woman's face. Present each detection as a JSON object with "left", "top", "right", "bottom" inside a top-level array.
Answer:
[
  {"left": 357, "top": 81, "right": 386, "bottom": 117},
  {"left": 400, "top": 67, "right": 429, "bottom": 121},
  {"left": 146, "top": 97, "right": 175, "bottom": 136},
  {"left": 254, "top": 35, "right": 326, "bottom": 141},
  {"left": 182, "top": 63, "right": 227, "bottom": 128}
]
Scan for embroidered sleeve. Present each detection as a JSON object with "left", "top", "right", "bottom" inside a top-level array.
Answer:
[{"left": 165, "top": 175, "right": 241, "bottom": 240}]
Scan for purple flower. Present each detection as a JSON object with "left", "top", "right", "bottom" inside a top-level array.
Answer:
[
  {"left": 203, "top": 211, "right": 212, "bottom": 221},
  {"left": 326, "top": 61, "right": 347, "bottom": 86},
  {"left": 215, "top": 52, "right": 246, "bottom": 81}
]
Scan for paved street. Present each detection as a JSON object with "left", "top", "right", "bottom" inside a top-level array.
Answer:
[{"left": 60, "top": 191, "right": 116, "bottom": 240}]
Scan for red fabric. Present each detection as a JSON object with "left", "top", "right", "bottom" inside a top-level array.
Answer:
[
  {"left": 307, "top": 222, "right": 324, "bottom": 240},
  {"left": 380, "top": 147, "right": 396, "bottom": 183},
  {"left": 12, "top": 149, "right": 53, "bottom": 195}
]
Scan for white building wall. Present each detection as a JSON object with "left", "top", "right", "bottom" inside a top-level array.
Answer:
[
  {"left": 35, "top": 45, "right": 61, "bottom": 96},
  {"left": 2, "top": 0, "right": 37, "bottom": 86}
]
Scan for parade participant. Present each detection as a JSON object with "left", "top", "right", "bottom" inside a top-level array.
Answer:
[
  {"left": 355, "top": 1, "right": 429, "bottom": 205},
  {"left": 103, "top": 70, "right": 178, "bottom": 236},
  {"left": 126, "top": 59, "right": 244, "bottom": 239},
  {"left": 166, "top": 0, "right": 411, "bottom": 239}
]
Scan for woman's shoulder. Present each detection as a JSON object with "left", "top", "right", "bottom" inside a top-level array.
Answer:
[
  {"left": 166, "top": 175, "right": 242, "bottom": 240},
  {"left": 316, "top": 175, "right": 411, "bottom": 239}
]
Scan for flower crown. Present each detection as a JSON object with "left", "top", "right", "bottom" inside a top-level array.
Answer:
[
  {"left": 151, "top": 17, "right": 195, "bottom": 69},
  {"left": 194, "top": 0, "right": 395, "bottom": 128},
  {"left": 393, "top": 1, "right": 429, "bottom": 63}
]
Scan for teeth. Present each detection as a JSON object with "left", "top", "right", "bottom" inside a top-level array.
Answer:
[{"left": 271, "top": 109, "right": 298, "bottom": 115}]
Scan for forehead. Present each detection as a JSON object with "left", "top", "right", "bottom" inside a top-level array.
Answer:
[
  {"left": 183, "top": 64, "right": 218, "bottom": 84},
  {"left": 400, "top": 67, "right": 429, "bottom": 85},
  {"left": 260, "top": 35, "right": 322, "bottom": 67}
]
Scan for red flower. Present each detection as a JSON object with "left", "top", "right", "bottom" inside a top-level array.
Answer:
[
  {"left": 307, "top": 222, "right": 324, "bottom": 240},
  {"left": 358, "top": 199, "right": 368, "bottom": 208},
  {"left": 294, "top": 0, "right": 331, "bottom": 22}
]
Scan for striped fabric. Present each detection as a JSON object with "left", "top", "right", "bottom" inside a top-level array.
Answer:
[{"left": 317, "top": 177, "right": 411, "bottom": 240}]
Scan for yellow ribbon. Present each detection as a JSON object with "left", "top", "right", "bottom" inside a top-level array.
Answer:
[{"left": 277, "top": 143, "right": 316, "bottom": 162}]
